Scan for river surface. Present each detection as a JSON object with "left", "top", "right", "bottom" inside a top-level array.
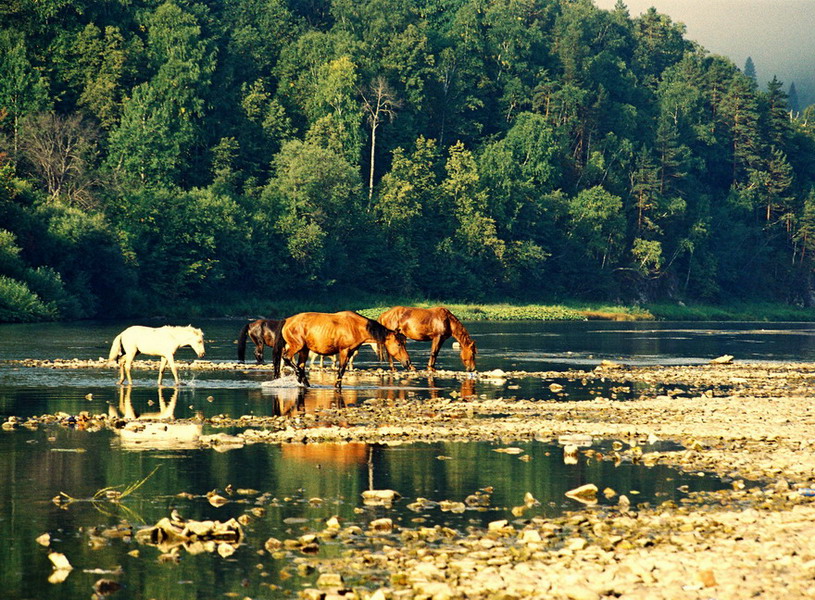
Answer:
[{"left": 1, "top": 319, "right": 811, "bottom": 599}]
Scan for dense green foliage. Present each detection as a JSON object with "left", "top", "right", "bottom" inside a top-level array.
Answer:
[{"left": 2, "top": 0, "right": 815, "bottom": 322}]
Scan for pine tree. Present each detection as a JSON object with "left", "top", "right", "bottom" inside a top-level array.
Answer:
[
  {"left": 788, "top": 82, "right": 800, "bottom": 115},
  {"left": 719, "top": 73, "right": 762, "bottom": 183},
  {"left": 764, "top": 76, "right": 791, "bottom": 148},
  {"left": 743, "top": 56, "right": 757, "bottom": 81},
  {"left": 630, "top": 146, "right": 661, "bottom": 233}
]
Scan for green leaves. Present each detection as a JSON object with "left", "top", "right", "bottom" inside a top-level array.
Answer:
[
  {"left": 567, "top": 186, "right": 624, "bottom": 267},
  {"left": 0, "top": 29, "right": 50, "bottom": 150},
  {"left": 4, "top": 0, "right": 815, "bottom": 315},
  {"left": 106, "top": 2, "right": 215, "bottom": 188}
]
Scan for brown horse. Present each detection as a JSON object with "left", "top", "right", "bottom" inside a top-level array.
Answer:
[
  {"left": 236, "top": 318, "right": 281, "bottom": 364},
  {"left": 271, "top": 311, "right": 412, "bottom": 387},
  {"left": 378, "top": 306, "right": 477, "bottom": 371}
]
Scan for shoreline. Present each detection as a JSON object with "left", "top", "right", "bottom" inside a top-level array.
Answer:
[{"left": 6, "top": 300, "right": 815, "bottom": 325}]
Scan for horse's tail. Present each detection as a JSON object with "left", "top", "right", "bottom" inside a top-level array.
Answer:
[
  {"left": 108, "top": 333, "right": 124, "bottom": 364},
  {"left": 365, "top": 318, "right": 391, "bottom": 362},
  {"left": 270, "top": 319, "right": 287, "bottom": 378},
  {"left": 236, "top": 323, "right": 250, "bottom": 363}
]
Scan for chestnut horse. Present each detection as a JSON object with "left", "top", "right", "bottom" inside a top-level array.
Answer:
[
  {"left": 378, "top": 306, "right": 477, "bottom": 371},
  {"left": 236, "top": 318, "right": 281, "bottom": 364},
  {"left": 271, "top": 311, "right": 412, "bottom": 387}
]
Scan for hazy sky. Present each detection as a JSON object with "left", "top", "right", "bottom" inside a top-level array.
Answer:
[{"left": 594, "top": 0, "right": 815, "bottom": 107}]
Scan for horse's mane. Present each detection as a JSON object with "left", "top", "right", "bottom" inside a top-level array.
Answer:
[
  {"left": 445, "top": 309, "right": 473, "bottom": 347},
  {"left": 260, "top": 319, "right": 280, "bottom": 333},
  {"left": 166, "top": 325, "right": 203, "bottom": 335},
  {"left": 365, "top": 318, "right": 393, "bottom": 361}
]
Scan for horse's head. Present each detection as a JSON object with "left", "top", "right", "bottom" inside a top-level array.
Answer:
[
  {"left": 384, "top": 331, "right": 412, "bottom": 370},
  {"left": 188, "top": 327, "right": 206, "bottom": 358},
  {"left": 460, "top": 339, "right": 477, "bottom": 372}
]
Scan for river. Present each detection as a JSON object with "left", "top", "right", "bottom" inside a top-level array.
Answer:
[{"left": 0, "top": 319, "right": 811, "bottom": 599}]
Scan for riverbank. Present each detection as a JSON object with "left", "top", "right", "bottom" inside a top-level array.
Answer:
[
  {"left": 359, "top": 301, "right": 815, "bottom": 322},
  {"left": 6, "top": 296, "right": 815, "bottom": 324},
  {"left": 6, "top": 360, "right": 815, "bottom": 599},
  {"left": 189, "top": 298, "right": 815, "bottom": 323}
]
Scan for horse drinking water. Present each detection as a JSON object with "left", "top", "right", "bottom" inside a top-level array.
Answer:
[
  {"left": 108, "top": 325, "right": 206, "bottom": 385},
  {"left": 271, "top": 311, "right": 411, "bottom": 388},
  {"left": 378, "top": 306, "right": 477, "bottom": 371},
  {"left": 236, "top": 318, "right": 281, "bottom": 364}
]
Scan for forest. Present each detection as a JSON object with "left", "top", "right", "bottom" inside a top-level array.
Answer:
[{"left": 2, "top": 0, "right": 815, "bottom": 322}]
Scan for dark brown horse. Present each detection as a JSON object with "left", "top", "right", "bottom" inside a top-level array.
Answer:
[
  {"left": 378, "top": 306, "right": 477, "bottom": 371},
  {"left": 271, "top": 311, "right": 412, "bottom": 387},
  {"left": 237, "top": 319, "right": 281, "bottom": 364}
]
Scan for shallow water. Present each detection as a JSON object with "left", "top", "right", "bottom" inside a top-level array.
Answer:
[
  {"left": 0, "top": 319, "right": 804, "bottom": 598},
  {"left": 1, "top": 428, "right": 732, "bottom": 600},
  {"left": 2, "top": 319, "right": 815, "bottom": 367},
  {"left": 2, "top": 319, "right": 814, "bottom": 420}
]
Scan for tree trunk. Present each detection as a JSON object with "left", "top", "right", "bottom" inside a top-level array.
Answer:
[{"left": 368, "top": 121, "right": 377, "bottom": 200}]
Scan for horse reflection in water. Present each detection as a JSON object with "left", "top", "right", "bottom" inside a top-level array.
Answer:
[
  {"left": 109, "top": 386, "right": 202, "bottom": 450},
  {"left": 377, "top": 374, "right": 477, "bottom": 403},
  {"left": 263, "top": 371, "right": 476, "bottom": 417},
  {"left": 281, "top": 440, "right": 369, "bottom": 466},
  {"left": 267, "top": 373, "right": 361, "bottom": 418}
]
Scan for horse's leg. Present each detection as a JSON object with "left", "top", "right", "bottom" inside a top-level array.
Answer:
[
  {"left": 335, "top": 349, "right": 352, "bottom": 388},
  {"left": 166, "top": 355, "right": 181, "bottom": 386},
  {"left": 295, "top": 350, "right": 310, "bottom": 387},
  {"left": 286, "top": 347, "right": 309, "bottom": 386},
  {"left": 282, "top": 352, "right": 298, "bottom": 374},
  {"left": 117, "top": 358, "right": 125, "bottom": 385},
  {"left": 254, "top": 341, "right": 264, "bottom": 364},
  {"left": 158, "top": 356, "right": 168, "bottom": 386},
  {"left": 123, "top": 352, "right": 136, "bottom": 385},
  {"left": 428, "top": 336, "right": 448, "bottom": 371}
]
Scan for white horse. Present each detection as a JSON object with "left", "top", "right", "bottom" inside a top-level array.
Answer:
[{"left": 108, "top": 325, "right": 206, "bottom": 386}]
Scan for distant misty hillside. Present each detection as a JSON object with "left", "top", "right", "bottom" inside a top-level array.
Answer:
[{"left": 595, "top": 0, "right": 815, "bottom": 109}]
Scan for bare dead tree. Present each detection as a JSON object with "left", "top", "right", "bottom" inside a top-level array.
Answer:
[
  {"left": 360, "top": 77, "right": 400, "bottom": 200},
  {"left": 18, "top": 112, "right": 101, "bottom": 208}
]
